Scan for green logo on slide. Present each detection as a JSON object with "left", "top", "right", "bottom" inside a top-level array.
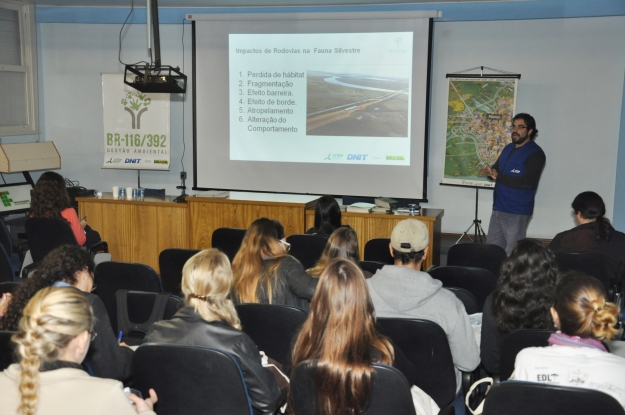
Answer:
[{"left": 323, "top": 153, "right": 344, "bottom": 161}]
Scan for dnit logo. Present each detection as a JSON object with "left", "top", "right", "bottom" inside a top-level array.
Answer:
[
  {"left": 347, "top": 154, "right": 368, "bottom": 161},
  {"left": 125, "top": 158, "right": 141, "bottom": 164}
]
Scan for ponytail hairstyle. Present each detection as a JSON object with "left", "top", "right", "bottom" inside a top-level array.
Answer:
[
  {"left": 554, "top": 271, "right": 620, "bottom": 341},
  {"left": 572, "top": 191, "right": 612, "bottom": 242},
  {"left": 307, "top": 227, "right": 360, "bottom": 278},
  {"left": 291, "top": 259, "right": 393, "bottom": 415},
  {"left": 181, "top": 249, "right": 241, "bottom": 329},
  {"left": 30, "top": 171, "right": 72, "bottom": 218},
  {"left": 12, "top": 287, "right": 94, "bottom": 415},
  {"left": 232, "top": 218, "right": 288, "bottom": 303}
]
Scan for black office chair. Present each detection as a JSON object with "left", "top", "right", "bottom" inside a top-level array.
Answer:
[
  {"left": 285, "top": 234, "right": 327, "bottom": 270},
  {"left": 158, "top": 248, "right": 200, "bottom": 296},
  {"left": 211, "top": 227, "right": 246, "bottom": 262},
  {"left": 115, "top": 290, "right": 184, "bottom": 345},
  {"left": 429, "top": 266, "right": 497, "bottom": 311},
  {"left": 235, "top": 303, "right": 308, "bottom": 371},
  {"left": 359, "top": 260, "right": 386, "bottom": 275},
  {"left": 0, "top": 281, "right": 21, "bottom": 296},
  {"left": 292, "top": 361, "right": 432, "bottom": 415},
  {"left": 446, "top": 287, "right": 479, "bottom": 315},
  {"left": 375, "top": 318, "right": 459, "bottom": 407},
  {"left": 0, "top": 218, "right": 20, "bottom": 277},
  {"left": 93, "top": 261, "right": 163, "bottom": 331},
  {"left": 23, "top": 217, "right": 108, "bottom": 278},
  {"left": 483, "top": 381, "right": 625, "bottom": 415},
  {"left": 0, "top": 330, "right": 17, "bottom": 371},
  {"left": 364, "top": 238, "right": 393, "bottom": 264},
  {"left": 498, "top": 328, "right": 553, "bottom": 381},
  {"left": 0, "top": 245, "right": 16, "bottom": 283},
  {"left": 133, "top": 344, "right": 255, "bottom": 415},
  {"left": 555, "top": 252, "right": 618, "bottom": 300},
  {"left": 447, "top": 243, "right": 507, "bottom": 279}
]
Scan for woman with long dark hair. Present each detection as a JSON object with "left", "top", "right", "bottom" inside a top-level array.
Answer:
[
  {"left": 232, "top": 218, "right": 317, "bottom": 309},
  {"left": 512, "top": 271, "right": 625, "bottom": 408},
  {"left": 307, "top": 227, "right": 371, "bottom": 278},
  {"left": 306, "top": 195, "right": 342, "bottom": 237},
  {"left": 480, "top": 239, "right": 558, "bottom": 374},
  {"left": 30, "top": 171, "right": 100, "bottom": 246},
  {"left": 291, "top": 259, "right": 427, "bottom": 415},
  {"left": 549, "top": 191, "right": 625, "bottom": 281}
]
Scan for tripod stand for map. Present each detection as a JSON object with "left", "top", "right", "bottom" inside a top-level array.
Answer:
[{"left": 456, "top": 187, "right": 486, "bottom": 244}]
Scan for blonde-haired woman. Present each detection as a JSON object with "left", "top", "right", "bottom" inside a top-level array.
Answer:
[
  {"left": 513, "top": 271, "right": 625, "bottom": 408},
  {"left": 307, "top": 227, "right": 372, "bottom": 278},
  {"left": 232, "top": 218, "right": 317, "bottom": 309},
  {"left": 0, "top": 287, "right": 157, "bottom": 415},
  {"left": 146, "top": 249, "right": 282, "bottom": 413}
]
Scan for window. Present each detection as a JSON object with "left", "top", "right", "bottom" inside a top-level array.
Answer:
[{"left": 0, "top": 1, "right": 37, "bottom": 136}]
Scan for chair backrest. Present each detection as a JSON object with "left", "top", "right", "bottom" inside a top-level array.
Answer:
[
  {"left": 554, "top": 252, "right": 614, "bottom": 293},
  {"left": 116, "top": 290, "right": 184, "bottom": 345},
  {"left": 364, "top": 238, "right": 393, "bottom": 264},
  {"left": 429, "top": 266, "right": 497, "bottom": 311},
  {"left": 0, "top": 245, "right": 15, "bottom": 283},
  {"left": 290, "top": 360, "right": 417, "bottom": 415},
  {"left": 359, "top": 260, "right": 386, "bottom": 275},
  {"left": 483, "top": 381, "right": 625, "bottom": 415},
  {"left": 0, "top": 218, "right": 13, "bottom": 259},
  {"left": 235, "top": 303, "right": 308, "bottom": 370},
  {"left": 93, "top": 261, "right": 163, "bottom": 332},
  {"left": 375, "top": 318, "right": 456, "bottom": 406},
  {"left": 0, "top": 281, "right": 21, "bottom": 295},
  {"left": 445, "top": 287, "right": 479, "bottom": 315},
  {"left": 285, "top": 234, "right": 327, "bottom": 270},
  {"left": 158, "top": 248, "right": 200, "bottom": 296},
  {"left": 25, "top": 217, "right": 77, "bottom": 263},
  {"left": 499, "top": 328, "right": 552, "bottom": 381},
  {"left": 0, "top": 330, "right": 17, "bottom": 371},
  {"left": 447, "top": 243, "right": 507, "bottom": 278},
  {"left": 132, "top": 344, "right": 254, "bottom": 415},
  {"left": 211, "top": 228, "right": 247, "bottom": 262}
]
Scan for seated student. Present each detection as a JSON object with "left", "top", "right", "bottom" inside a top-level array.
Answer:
[
  {"left": 480, "top": 239, "right": 558, "bottom": 374},
  {"left": 0, "top": 287, "right": 157, "bottom": 415},
  {"left": 291, "top": 258, "right": 439, "bottom": 415},
  {"left": 512, "top": 271, "right": 625, "bottom": 409},
  {"left": 549, "top": 191, "right": 625, "bottom": 284},
  {"left": 232, "top": 218, "right": 318, "bottom": 310},
  {"left": 0, "top": 245, "right": 133, "bottom": 382},
  {"left": 366, "top": 219, "right": 480, "bottom": 394},
  {"left": 305, "top": 195, "right": 342, "bottom": 237},
  {"left": 307, "top": 227, "right": 372, "bottom": 278},
  {"left": 146, "top": 249, "right": 282, "bottom": 414}
]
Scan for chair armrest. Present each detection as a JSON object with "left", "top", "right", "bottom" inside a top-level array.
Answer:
[
  {"left": 88, "top": 240, "right": 109, "bottom": 255},
  {"left": 22, "top": 262, "right": 38, "bottom": 279}
]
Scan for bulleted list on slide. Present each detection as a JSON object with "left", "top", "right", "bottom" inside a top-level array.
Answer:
[{"left": 228, "top": 32, "right": 414, "bottom": 166}]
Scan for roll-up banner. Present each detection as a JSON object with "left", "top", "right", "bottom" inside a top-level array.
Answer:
[{"left": 101, "top": 73, "right": 170, "bottom": 170}]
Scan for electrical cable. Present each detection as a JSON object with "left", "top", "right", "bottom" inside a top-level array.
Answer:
[
  {"left": 180, "top": 17, "right": 186, "bottom": 176},
  {"left": 118, "top": 0, "right": 150, "bottom": 67}
]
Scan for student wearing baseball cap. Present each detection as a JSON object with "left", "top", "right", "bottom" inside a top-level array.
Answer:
[{"left": 366, "top": 219, "right": 480, "bottom": 395}]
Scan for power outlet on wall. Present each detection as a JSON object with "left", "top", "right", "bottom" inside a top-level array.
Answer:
[{"left": 180, "top": 171, "right": 187, "bottom": 180}]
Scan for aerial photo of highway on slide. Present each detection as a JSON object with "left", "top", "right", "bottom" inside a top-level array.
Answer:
[{"left": 306, "top": 70, "right": 410, "bottom": 137}]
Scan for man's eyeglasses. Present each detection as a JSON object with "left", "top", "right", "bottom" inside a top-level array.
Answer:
[
  {"left": 90, "top": 271, "right": 97, "bottom": 292},
  {"left": 89, "top": 330, "right": 98, "bottom": 341}
]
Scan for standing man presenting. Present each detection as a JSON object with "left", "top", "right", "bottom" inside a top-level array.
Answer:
[{"left": 479, "top": 113, "right": 545, "bottom": 255}]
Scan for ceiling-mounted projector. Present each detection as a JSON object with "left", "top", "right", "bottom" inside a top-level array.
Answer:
[{"left": 124, "top": 0, "right": 187, "bottom": 94}]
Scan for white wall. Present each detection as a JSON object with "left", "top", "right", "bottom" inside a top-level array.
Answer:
[
  {"left": 38, "top": 17, "right": 625, "bottom": 237},
  {"left": 38, "top": 23, "right": 192, "bottom": 194},
  {"left": 422, "top": 16, "right": 625, "bottom": 237}
]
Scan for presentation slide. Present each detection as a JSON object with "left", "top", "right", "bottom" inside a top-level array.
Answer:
[
  {"left": 229, "top": 32, "right": 413, "bottom": 166},
  {"left": 191, "top": 11, "right": 433, "bottom": 200}
]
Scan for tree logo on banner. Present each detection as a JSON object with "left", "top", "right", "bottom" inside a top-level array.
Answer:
[{"left": 121, "top": 92, "right": 152, "bottom": 129}]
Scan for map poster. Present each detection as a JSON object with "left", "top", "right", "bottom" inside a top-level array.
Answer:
[
  {"left": 442, "top": 77, "right": 518, "bottom": 188},
  {"left": 101, "top": 73, "right": 170, "bottom": 170}
]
